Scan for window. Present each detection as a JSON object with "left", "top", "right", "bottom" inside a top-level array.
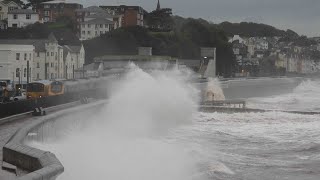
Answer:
[
  {"left": 82, "top": 31, "right": 85, "bottom": 35},
  {"left": 8, "top": 7, "right": 17, "bottom": 12},
  {"left": 110, "top": 24, "right": 114, "bottom": 30},
  {"left": 37, "top": 73, "right": 39, "bottom": 79},
  {"left": 37, "top": 52, "right": 40, "bottom": 57},
  {"left": 0, "top": 6, "right": 2, "bottom": 11},
  {"left": 51, "top": 52, "right": 54, "bottom": 56},
  {"left": 37, "top": 62, "right": 40, "bottom": 68},
  {"left": 88, "top": 24, "right": 91, "bottom": 28},
  {"left": 47, "top": 52, "right": 49, "bottom": 56},
  {"left": 100, "top": 24, "right": 103, "bottom": 28},
  {"left": 24, "top": 53, "right": 27, "bottom": 60},
  {"left": 51, "top": 63, "right": 53, "bottom": 67},
  {"left": 95, "top": 31, "right": 97, "bottom": 35},
  {"left": 24, "top": 68, "right": 26, "bottom": 77},
  {"left": 29, "top": 53, "right": 31, "bottom": 60},
  {"left": 100, "top": 31, "right": 103, "bottom": 34},
  {"left": 87, "top": 31, "right": 90, "bottom": 35},
  {"left": 51, "top": 73, "right": 54, "bottom": 79},
  {"left": 82, "top": 24, "right": 85, "bottom": 28},
  {"left": 16, "top": 53, "right": 20, "bottom": 60},
  {"left": 105, "top": 24, "right": 108, "bottom": 28},
  {"left": 13, "top": 14, "right": 17, "bottom": 19},
  {"left": 16, "top": 68, "right": 19, "bottom": 77},
  {"left": 26, "top": 14, "right": 31, "bottom": 19},
  {"left": 44, "top": 11, "right": 50, "bottom": 16}
]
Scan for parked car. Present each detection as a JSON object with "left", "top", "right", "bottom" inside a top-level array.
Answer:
[{"left": 10, "top": 89, "right": 26, "bottom": 101}]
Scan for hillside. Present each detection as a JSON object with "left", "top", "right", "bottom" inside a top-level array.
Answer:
[{"left": 217, "top": 21, "right": 291, "bottom": 37}]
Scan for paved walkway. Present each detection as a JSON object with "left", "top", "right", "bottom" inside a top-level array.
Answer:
[
  {"left": 0, "top": 114, "right": 35, "bottom": 179},
  {"left": 0, "top": 101, "right": 82, "bottom": 179}
]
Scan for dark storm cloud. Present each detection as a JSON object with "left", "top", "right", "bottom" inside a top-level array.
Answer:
[{"left": 75, "top": 0, "right": 320, "bottom": 36}]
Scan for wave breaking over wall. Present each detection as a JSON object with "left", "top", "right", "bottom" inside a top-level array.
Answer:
[{"left": 27, "top": 64, "right": 202, "bottom": 180}]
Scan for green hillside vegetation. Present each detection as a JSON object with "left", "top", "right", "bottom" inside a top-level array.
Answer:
[{"left": 217, "top": 21, "right": 287, "bottom": 37}]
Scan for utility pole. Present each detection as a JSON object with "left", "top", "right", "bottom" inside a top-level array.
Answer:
[
  {"left": 12, "top": 72, "right": 14, "bottom": 88},
  {"left": 27, "top": 61, "right": 30, "bottom": 84},
  {"left": 45, "top": 63, "right": 48, "bottom": 80},
  {"left": 65, "top": 65, "right": 68, "bottom": 79},
  {"left": 82, "top": 64, "right": 85, "bottom": 78},
  {"left": 18, "top": 68, "right": 21, "bottom": 87},
  {"left": 72, "top": 65, "right": 74, "bottom": 79}
]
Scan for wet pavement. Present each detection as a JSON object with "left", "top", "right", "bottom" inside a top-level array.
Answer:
[{"left": 0, "top": 114, "right": 35, "bottom": 179}]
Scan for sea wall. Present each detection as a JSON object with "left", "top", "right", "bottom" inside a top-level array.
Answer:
[{"left": 2, "top": 101, "right": 105, "bottom": 180}]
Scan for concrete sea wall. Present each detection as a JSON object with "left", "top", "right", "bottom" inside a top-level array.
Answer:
[{"left": 2, "top": 101, "right": 104, "bottom": 180}]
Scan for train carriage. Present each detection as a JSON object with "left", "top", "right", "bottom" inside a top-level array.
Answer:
[{"left": 27, "top": 80, "right": 64, "bottom": 99}]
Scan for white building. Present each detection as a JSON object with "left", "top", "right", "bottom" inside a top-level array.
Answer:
[
  {"left": 0, "top": 33, "right": 85, "bottom": 81},
  {"left": 0, "top": 0, "right": 20, "bottom": 20},
  {"left": 77, "top": 9, "right": 115, "bottom": 40},
  {"left": 229, "top": 35, "right": 245, "bottom": 44},
  {"left": 0, "top": 20, "right": 6, "bottom": 29},
  {"left": 33, "top": 33, "right": 65, "bottom": 80},
  {"left": 80, "top": 18, "right": 114, "bottom": 40},
  {"left": 8, "top": 9, "right": 39, "bottom": 28},
  {"left": 0, "top": 44, "right": 34, "bottom": 86},
  {"left": 63, "top": 45, "right": 85, "bottom": 79},
  {"left": 255, "top": 38, "right": 269, "bottom": 50}
]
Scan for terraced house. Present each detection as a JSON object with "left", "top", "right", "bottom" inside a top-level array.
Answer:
[{"left": 0, "top": 34, "right": 85, "bottom": 84}]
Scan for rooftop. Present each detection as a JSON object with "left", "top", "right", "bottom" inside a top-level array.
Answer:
[
  {"left": 81, "top": 18, "right": 114, "bottom": 25},
  {"left": 85, "top": 12, "right": 114, "bottom": 19},
  {"left": 75, "top": 6, "right": 105, "bottom": 13},
  {"left": 40, "top": 0, "right": 81, "bottom": 5}
]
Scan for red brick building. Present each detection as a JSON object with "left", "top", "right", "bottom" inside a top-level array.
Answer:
[
  {"left": 99, "top": 5, "right": 146, "bottom": 27},
  {"left": 37, "top": 0, "right": 83, "bottom": 23}
]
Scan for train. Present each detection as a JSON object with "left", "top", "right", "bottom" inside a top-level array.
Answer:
[{"left": 26, "top": 76, "right": 115, "bottom": 100}]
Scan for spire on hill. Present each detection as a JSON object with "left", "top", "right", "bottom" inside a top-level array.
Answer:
[{"left": 156, "top": 0, "right": 160, "bottom": 10}]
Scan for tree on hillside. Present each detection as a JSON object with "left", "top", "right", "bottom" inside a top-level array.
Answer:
[
  {"left": 3, "top": 0, "right": 24, "bottom": 7},
  {"left": 25, "top": 0, "right": 51, "bottom": 9},
  {"left": 218, "top": 21, "right": 287, "bottom": 37},
  {"left": 145, "top": 8, "right": 174, "bottom": 32}
]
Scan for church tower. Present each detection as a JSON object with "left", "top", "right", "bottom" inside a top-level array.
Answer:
[{"left": 156, "top": 0, "right": 161, "bottom": 10}]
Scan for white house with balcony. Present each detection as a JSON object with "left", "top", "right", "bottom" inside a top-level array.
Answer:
[
  {"left": 0, "top": 0, "right": 20, "bottom": 20},
  {"left": 80, "top": 11, "right": 115, "bottom": 40},
  {"left": 0, "top": 44, "right": 34, "bottom": 86},
  {"left": 8, "top": 9, "right": 39, "bottom": 28},
  {"left": 80, "top": 18, "right": 114, "bottom": 40}
]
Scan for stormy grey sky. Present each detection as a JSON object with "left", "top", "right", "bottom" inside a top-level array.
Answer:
[{"left": 74, "top": 0, "right": 320, "bottom": 37}]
